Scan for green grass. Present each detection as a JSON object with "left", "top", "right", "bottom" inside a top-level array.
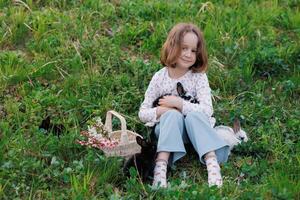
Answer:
[{"left": 0, "top": 0, "right": 299, "bottom": 199}]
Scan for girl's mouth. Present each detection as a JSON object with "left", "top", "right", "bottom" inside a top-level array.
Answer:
[{"left": 181, "top": 59, "right": 193, "bottom": 63}]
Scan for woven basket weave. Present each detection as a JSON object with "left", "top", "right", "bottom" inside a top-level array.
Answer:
[{"left": 102, "top": 110, "right": 142, "bottom": 158}]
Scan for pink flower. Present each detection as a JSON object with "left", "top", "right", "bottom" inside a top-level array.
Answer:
[{"left": 77, "top": 129, "right": 119, "bottom": 151}]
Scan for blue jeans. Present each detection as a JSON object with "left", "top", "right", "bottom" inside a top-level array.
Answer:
[{"left": 154, "top": 110, "right": 230, "bottom": 165}]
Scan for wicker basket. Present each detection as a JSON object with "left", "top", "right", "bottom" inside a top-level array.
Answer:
[{"left": 102, "top": 110, "right": 142, "bottom": 158}]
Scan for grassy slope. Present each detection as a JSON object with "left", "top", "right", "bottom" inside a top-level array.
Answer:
[{"left": 0, "top": 0, "right": 299, "bottom": 199}]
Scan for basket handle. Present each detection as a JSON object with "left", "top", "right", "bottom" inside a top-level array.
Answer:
[{"left": 104, "top": 110, "right": 129, "bottom": 144}]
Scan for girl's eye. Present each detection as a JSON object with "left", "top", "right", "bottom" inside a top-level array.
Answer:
[{"left": 192, "top": 50, "right": 197, "bottom": 53}]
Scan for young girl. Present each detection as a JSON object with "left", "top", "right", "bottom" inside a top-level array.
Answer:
[{"left": 138, "top": 23, "right": 230, "bottom": 188}]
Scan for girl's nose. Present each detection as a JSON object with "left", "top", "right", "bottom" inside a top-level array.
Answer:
[{"left": 185, "top": 50, "right": 192, "bottom": 57}]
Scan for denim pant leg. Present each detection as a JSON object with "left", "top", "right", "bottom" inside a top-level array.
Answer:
[
  {"left": 184, "top": 111, "right": 230, "bottom": 164},
  {"left": 154, "top": 110, "right": 189, "bottom": 165}
]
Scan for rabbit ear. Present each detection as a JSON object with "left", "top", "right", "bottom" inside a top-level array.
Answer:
[
  {"left": 136, "top": 136, "right": 147, "bottom": 147},
  {"left": 233, "top": 118, "right": 241, "bottom": 133},
  {"left": 176, "top": 82, "right": 185, "bottom": 96},
  {"left": 136, "top": 136, "right": 143, "bottom": 145},
  {"left": 40, "top": 116, "right": 51, "bottom": 129}
]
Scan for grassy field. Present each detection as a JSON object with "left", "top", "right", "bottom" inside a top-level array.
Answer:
[{"left": 0, "top": 0, "right": 299, "bottom": 199}]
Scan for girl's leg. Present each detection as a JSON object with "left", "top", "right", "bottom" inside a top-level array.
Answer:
[
  {"left": 152, "top": 153, "right": 168, "bottom": 188},
  {"left": 184, "top": 111, "right": 230, "bottom": 187},
  {"left": 153, "top": 152, "right": 170, "bottom": 188},
  {"left": 204, "top": 151, "right": 223, "bottom": 187},
  {"left": 156, "top": 152, "right": 170, "bottom": 162},
  {"left": 153, "top": 110, "right": 187, "bottom": 187}
]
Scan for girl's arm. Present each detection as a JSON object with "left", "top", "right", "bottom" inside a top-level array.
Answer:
[
  {"left": 181, "top": 73, "right": 213, "bottom": 117},
  {"left": 138, "top": 73, "right": 161, "bottom": 126}
]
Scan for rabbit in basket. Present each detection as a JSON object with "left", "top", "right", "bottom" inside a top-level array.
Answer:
[{"left": 214, "top": 118, "right": 249, "bottom": 155}]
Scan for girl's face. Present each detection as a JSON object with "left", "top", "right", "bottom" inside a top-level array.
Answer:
[{"left": 176, "top": 32, "right": 198, "bottom": 70}]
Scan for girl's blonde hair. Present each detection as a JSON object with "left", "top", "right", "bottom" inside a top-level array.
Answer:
[{"left": 160, "top": 23, "right": 208, "bottom": 72}]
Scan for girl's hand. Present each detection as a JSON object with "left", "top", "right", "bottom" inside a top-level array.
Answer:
[{"left": 158, "top": 96, "right": 183, "bottom": 110}]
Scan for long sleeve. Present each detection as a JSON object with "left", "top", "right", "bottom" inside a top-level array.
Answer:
[
  {"left": 181, "top": 73, "right": 213, "bottom": 118},
  {"left": 138, "top": 73, "right": 160, "bottom": 127}
]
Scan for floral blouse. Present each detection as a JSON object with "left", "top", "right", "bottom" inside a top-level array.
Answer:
[{"left": 138, "top": 67, "right": 216, "bottom": 127}]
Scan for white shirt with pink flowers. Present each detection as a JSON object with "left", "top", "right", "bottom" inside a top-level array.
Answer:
[{"left": 138, "top": 67, "right": 216, "bottom": 127}]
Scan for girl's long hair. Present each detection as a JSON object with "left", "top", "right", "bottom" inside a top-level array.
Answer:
[{"left": 160, "top": 23, "right": 208, "bottom": 73}]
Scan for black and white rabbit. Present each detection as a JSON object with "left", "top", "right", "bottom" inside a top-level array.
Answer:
[{"left": 152, "top": 82, "right": 199, "bottom": 107}]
